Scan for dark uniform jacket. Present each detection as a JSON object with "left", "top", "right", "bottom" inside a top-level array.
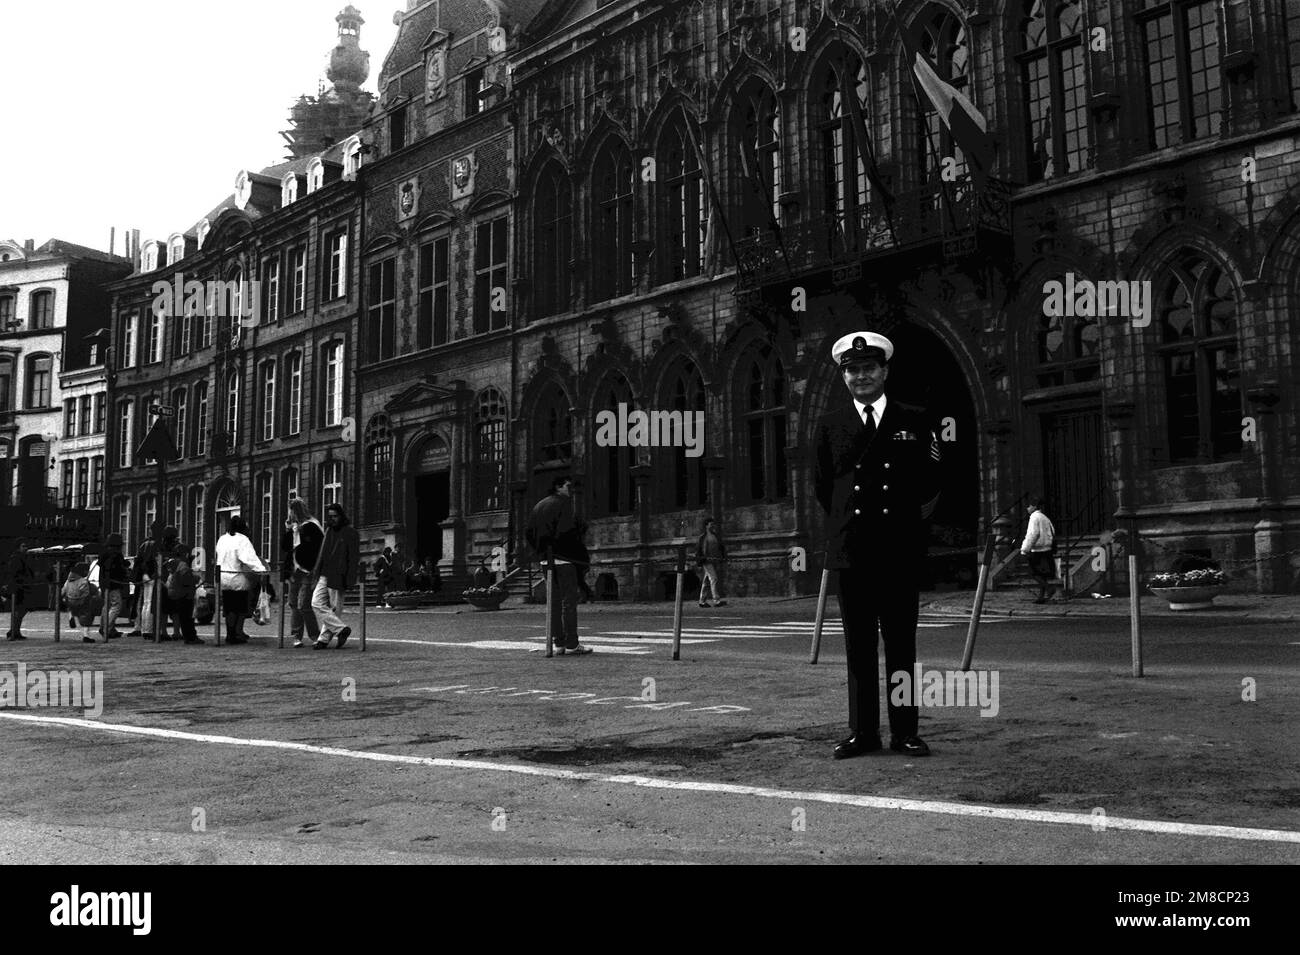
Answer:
[
  {"left": 814, "top": 399, "right": 942, "bottom": 573},
  {"left": 313, "top": 523, "right": 360, "bottom": 592}
]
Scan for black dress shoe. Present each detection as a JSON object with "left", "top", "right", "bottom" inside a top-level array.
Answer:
[
  {"left": 889, "top": 735, "right": 931, "bottom": 757},
  {"left": 833, "top": 734, "right": 882, "bottom": 759}
]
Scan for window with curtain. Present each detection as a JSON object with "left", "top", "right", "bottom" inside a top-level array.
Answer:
[{"left": 322, "top": 341, "right": 344, "bottom": 426}]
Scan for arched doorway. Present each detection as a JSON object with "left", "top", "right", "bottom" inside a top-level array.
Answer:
[
  {"left": 408, "top": 434, "right": 450, "bottom": 567},
  {"left": 212, "top": 479, "right": 242, "bottom": 539},
  {"left": 881, "top": 323, "right": 981, "bottom": 588}
]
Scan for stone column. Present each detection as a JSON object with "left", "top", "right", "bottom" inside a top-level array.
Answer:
[
  {"left": 1247, "top": 381, "right": 1285, "bottom": 594},
  {"left": 630, "top": 463, "right": 655, "bottom": 600}
]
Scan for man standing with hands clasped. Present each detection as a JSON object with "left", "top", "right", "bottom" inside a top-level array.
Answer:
[
  {"left": 311, "top": 502, "right": 360, "bottom": 649},
  {"left": 814, "top": 330, "right": 942, "bottom": 759}
]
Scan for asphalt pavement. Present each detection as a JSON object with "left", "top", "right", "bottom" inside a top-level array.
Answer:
[{"left": 1, "top": 594, "right": 1297, "bottom": 863}]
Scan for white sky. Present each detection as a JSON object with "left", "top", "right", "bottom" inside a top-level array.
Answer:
[{"left": 0, "top": 0, "right": 400, "bottom": 254}]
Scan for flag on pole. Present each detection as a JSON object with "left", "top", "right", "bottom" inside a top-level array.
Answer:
[{"left": 900, "top": 28, "right": 994, "bottom": 185}]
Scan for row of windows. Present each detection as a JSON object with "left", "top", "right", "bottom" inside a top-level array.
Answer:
[
  {"left": 112, "top": 463, "right": 343, "bottom": 563},
  {"left": 363, "top": 217, "right": 506, "bottom": 364},
  {"left": 0, "top": 290, "right": 54, "bottom": 331},
  {"left": 0, "top": 353, "right": 54, "bottom": 411},
  {"left": 115, "top": 342, "right": 344, "bottom": 468},
  {"left": 62, "top": 393, "right": 107, "bottom": 438},
  {"left": 58, "top": 456, "right": 105, "bottom": 510}
]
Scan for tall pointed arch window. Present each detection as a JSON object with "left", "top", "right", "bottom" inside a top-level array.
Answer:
[
  {"left": 658, "top": 121, "right": 705, "bottom": 283},
  {"left": 738, "top": 346, "right": 789, "bottom": 502},
  {"left": 737, "top": 82, "right": 783, "bottom": 237},
  {"left": 535, "top": 385, "right": 573, "bottom": 465},
  {"left": 664, "top": 360, "right": 707, "bottom": 509},
  {"left": 534, "top": 163, "right": 572, "bottom": 317},
  {"left": 1036, "top": 274, "right": 1100, "bottom": 387},
  {"left": 592, "top": 140, "right": 636, "bottom": 301},
  {"left": 1157, "top": 253, "right": 1242, "bottom": 462},
  {"left": 912, "top": 9, "right": 973, "bottom": 183},
  {"left": 473, "top": 388, "right": 507, "bottom": 512},
  {"left": 365, "top": 415, "right": 393, "bottom": 524},
  {"left": 817, "top": 56, "right": 870, "bottom": 225},
  {"left": 591, "top": 376, "right": 637, "bottom": 517},
  {"left": 1019, "top": 0, "right": 1090, "bottom": 181}
]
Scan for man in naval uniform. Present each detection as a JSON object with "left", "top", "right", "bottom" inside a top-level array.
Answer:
[{"left": 814, "top": 331, "right": 942, "bottom": 759}]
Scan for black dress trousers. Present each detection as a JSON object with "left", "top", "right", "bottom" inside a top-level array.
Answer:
[{"left": 837, "top": 559, "right": 920, "bottom": 740}]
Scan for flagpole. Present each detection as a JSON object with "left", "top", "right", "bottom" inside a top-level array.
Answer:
[{"left": 889, "top": 0, "right": 961, "bottom": 232}]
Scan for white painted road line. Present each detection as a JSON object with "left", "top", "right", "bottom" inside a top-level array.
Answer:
[{"left": 3, "top": 711, "right": 1298, "bottom": 846}]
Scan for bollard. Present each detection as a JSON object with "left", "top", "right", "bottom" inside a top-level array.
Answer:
[
  {"left": 214, "top": 573, "right": 222, "bottom": 647},
  {"left": 7, "top": 581, "right": 15, "bottom": 643},
  {"left": 359, "top": 566, "right": 367, "bottom": 653},
  {"left": 101, "top": 584, "right": 111, "bottom": 643},
  {"left": 671, "top": 544, "right": 686, "bottom": 661},
  {"left": 53, "top": 559, "right": 62, "bottom": 644},
  {"left": 1129, "top": 552, "right": 1143, "bottom": 678},
  {"left": 961, "top": 534, "right": 997, "bottom": 672},
  {"left": 809, "top": 568, "right": 831, "bottom": 665},
  {"left": 277, "top": 571, "right": 286, "bottom": 650},
  {"left": 545, "top": 551, "right": 555, "bottom": 658}
]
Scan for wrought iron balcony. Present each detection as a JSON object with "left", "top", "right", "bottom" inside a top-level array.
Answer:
[{"left": 733, "top": 176, "right": 1012, "bottom": 290}]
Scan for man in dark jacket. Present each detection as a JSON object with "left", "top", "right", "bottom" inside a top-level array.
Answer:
[
  {"left": 4, "top": 539, "right": 37, "bottom": 641},
  {"left": 695, "top": 518, "right": 728, "bottom": 608},
  {"left": 310, "top": 502, "right": 359, "bottom": 649},
  {"left": 814, "top": 331, "right": 942, "bottom": 760},
  {"left": 98, "top": 533, "right": 131, "bottom": 641},
  {"left": 526, "top": 475, "right": 591, "bottom": 655}
]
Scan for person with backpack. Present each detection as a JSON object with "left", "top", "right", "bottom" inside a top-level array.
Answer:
[
  {"left": 163, "top": 542, "right": 203, "bottom": 645},
  {"left": 62, "top": 561, "right": 101, "bottom": 644}
]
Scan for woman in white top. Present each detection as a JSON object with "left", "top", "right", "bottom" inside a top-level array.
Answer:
[
  {"left": 1020, "top": 498, "right": 1057, "bottom": 604},
  {"left": 213, "top": 515, "right": 266, "bottom": 644}
]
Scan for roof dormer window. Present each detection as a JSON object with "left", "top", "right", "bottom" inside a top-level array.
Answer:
[
  {"left": 282, "top": 172, "right": 299, "bottom": 206},
  {"left": 343, "top": 137, "right": 362, "bottom": 180},
  {"left": 307, "top": 158, "right": 325, "bottom": 194},
  {"left": 168, "top": 234, "right": 185, "bottom": 265},
  {"left": 197, "top": 219, "right": 211, "bottom": 250},
  {"left": 142, "top": 241, "right": 160, "bottom": 272}
]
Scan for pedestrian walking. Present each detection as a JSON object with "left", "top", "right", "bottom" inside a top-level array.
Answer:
[
  {"left": 214, "top": 516, "right": 266, "bottom": 645},
  {"left": 163, "top": 543, "right": 204, "bottom": 645},
  {"left": 373, "top": 547, "right": 394, "bottom": 604},
  {"left": 97, "top": 533, "right": 131, "bottom": 641},
  {"left": 1020, "top": 498, "right": 1058, "bottom": 604},
  {"left": 814, "top": 330, "right": 942, "bottom": 759},
  {"left": 282, "top": 499, "right": 323, "bottom": 647},
  {"left": 525, "top": 475, "right": 592, "bottom": 655},
  {"left": 4, "top": 539, "right": 37, "bottom": 641},
  {"left": 695, "top": 518, "right": 728, "bottom": 607},
  {"left": 310, "top": 502, "right": 359, "bottom": 649}
]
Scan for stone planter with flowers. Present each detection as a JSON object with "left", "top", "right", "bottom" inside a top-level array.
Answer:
[
  {"left": 462, "top": 584, "right": 508, "bottom": 611},
  {"left": 1148, "top": 567, "right": 1227, "bottom": 610}
]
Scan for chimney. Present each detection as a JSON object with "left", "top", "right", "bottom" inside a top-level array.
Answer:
[
  {"left": 132, "top": 229, "right": 141, "bottom": 268},
  {"left": 109, "top": 227, "right": 116, "bottom": 257},
  {"left": 23, "top": 239, "right": 34, "bottom": 253}
]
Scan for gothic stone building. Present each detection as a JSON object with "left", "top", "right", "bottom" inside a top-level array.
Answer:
[{"left": 351, "top": 0, "right": 1300, "bottom": 597}]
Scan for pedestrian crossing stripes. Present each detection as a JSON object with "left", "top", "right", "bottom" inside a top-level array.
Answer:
[{"left": 592, "top": 618, "right": 962, "bottom": 641}]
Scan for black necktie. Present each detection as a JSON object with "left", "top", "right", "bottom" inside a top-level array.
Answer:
[{"left": 862, "top": 405, "right": 876, "bottom": 441}]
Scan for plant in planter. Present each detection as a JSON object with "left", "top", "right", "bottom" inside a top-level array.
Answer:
[
  {"left": 462, "top": 584, "right": 508, "bottom": 610},
  {"left": 1148, "top": 564, "right": 1227, "bottom": 611},
  {"left": 383, "top": 589, "right": 439, "bottom": 608}
]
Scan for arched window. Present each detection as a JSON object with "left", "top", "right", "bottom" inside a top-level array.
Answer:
[
  {"left": 535, "top": 385, "right": 573, "bottom": 464},
  {"left": 534, "top": 163, "right": 572, "bottom": 317},
  {"left": 816, "top": 57, "right": 870, "bottom": 224},
  {"left": 736, "top": 81, "right": 782, "bottom": 238},
  {"left": 658, "top": 121, "right": 705, "bottom": 283},
  {"left": 592, "top": 140, "right": 636, "bottom": 301},
  {"left": 365, "top": 415, "right": 393, "bottom": 524},
  {"left": 591, "top": 376, "right": 637, "bottom": 517},
  {"left": 1018, "top": 1, "right": 1089, "bottom": 182},
  {"left": 1036, "top": 273, "right": 1101, "bottom": 387},
  {"left": 29, "top": 290, "right": 54, "bottom": 329},
  {"left": 473, "top": 388, "right": 507, "bottom": 511},
  {"left": 912, "top": 8, "right": 973, "bottom": 183},
  {"left": 738, "top": 346, "right": 789, "bottom": 502},
  {"left": 664, "top": 360, "right": 707, "bottom": 509},
  {"left": 1157, "top": 252, "right": 1242, "bottom": 462}
]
